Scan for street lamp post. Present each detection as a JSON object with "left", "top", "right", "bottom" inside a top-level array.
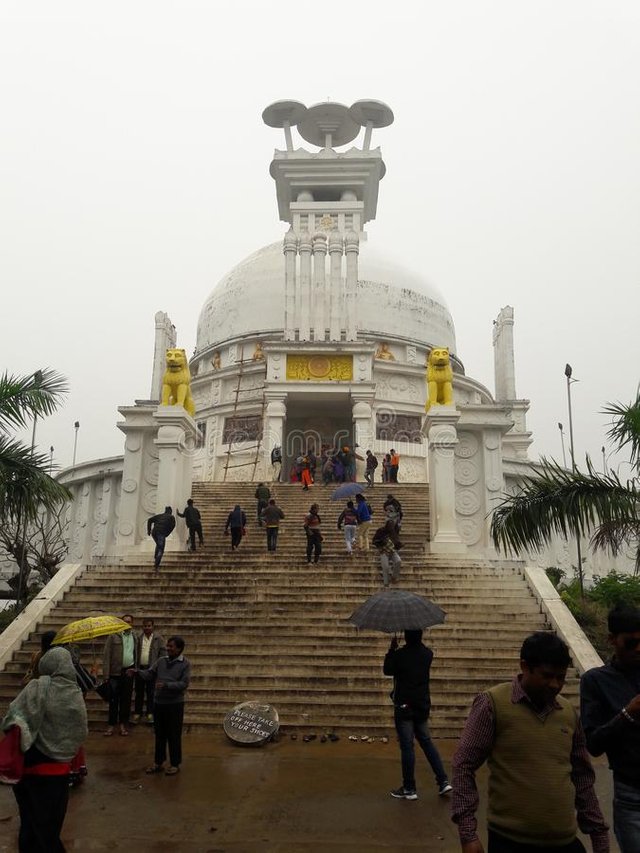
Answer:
[
  {"left": 558, "top": 422, "right": 567, "bottom": 468},
  {"left": 601, "top": 446, "right": 606, "bottom": 476},
  {"left": 49, "top": 446, "right": 54, "bottom": 477},
  {"left": 564, "top": 364, "right": 584, "bottom": 597},
  {"left": 72, "top": 421, "right": 80, "bottom": 466}
]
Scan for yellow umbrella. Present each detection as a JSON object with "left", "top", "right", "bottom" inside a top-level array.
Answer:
[{"left": 52, "top": 615, "right": 131, "bottom": 646}]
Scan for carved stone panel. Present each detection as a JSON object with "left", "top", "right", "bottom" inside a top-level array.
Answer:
[
  {"left": 375, "top": 373, "right": 421, "bottom": 403},
  {"left": 376, "top": 413, "right": 422, "bottom": 444},
  {"left": 223, "top": 415, "right": 263, "bottom": 445}
]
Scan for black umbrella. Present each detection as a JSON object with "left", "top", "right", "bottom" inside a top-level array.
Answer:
[{"left": 348, "top": 589, "right": 446, "bottom": 633}]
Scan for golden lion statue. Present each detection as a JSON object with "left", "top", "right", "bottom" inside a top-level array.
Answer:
[
  {"left": 161, "top": 348, "right": 195, "bottom": 417},
  {"left": 425, "top": 347, "right": 454, "bottom": 411}
]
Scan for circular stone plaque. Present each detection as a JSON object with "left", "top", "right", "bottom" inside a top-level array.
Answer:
[{"left": 223, "top": 701, "right": 279, "bottom": 746}]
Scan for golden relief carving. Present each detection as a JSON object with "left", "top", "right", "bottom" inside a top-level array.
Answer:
[{"left": 286, "top": 354, "right": 353, "bottom": 381}]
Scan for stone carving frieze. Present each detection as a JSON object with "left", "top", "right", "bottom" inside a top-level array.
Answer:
[
  {"left": 222, "top": 375, "right": 264, "bottom": 403},
  {"left": 459, "top": 517, "right": 482, "bottom": 545},
  {"left": 223, "top": 415, "right": 263, "bottom": 444},
  {"left": 375, "top": 373, "right": 421, "bottom": 403},
  {"left": 455, "top": 433, "right": 479, "bottom": 458},
  {"left": 455, "top": 488, "right": 481, "bottom": 516},
  {"left": 286, "top": 354, "right": 353, "bottom": 381},
  {"left": 376, "top": 412, "right": 423, "bottom": 444},
  {"left": 454, "top": 459, "right": 479, "bottom": 486}
]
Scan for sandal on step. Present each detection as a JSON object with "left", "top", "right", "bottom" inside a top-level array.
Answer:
[
  {"left": 165, "top": 766, "right": 180, "bottom": 776},
  {"left": 145, "top": 765, "right": 164, "bottom": 774},
  {"left": 103, "top": 729, "right": 114, "bottom": 737}
]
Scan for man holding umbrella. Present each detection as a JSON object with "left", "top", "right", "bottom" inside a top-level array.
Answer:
[{"left": 384, "top": 629, "right": 452, "bottom": 800}]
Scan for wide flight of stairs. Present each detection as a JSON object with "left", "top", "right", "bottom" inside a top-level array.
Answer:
[{"left": 0, "top": 482, "right": 577, "bottom": 737}]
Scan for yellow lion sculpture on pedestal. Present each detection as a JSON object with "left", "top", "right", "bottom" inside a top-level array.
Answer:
[
  {"left": 425, "top": 347, "right": 454, "bottom": 411},
  {"left": 161, "top": 348, "right": 195, "bottom": 417}
]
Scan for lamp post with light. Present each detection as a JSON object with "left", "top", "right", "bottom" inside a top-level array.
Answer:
[
  {"left": 565, "top": 364, "right": 584, "bottom": 596},
  {"left": 558, "top": 422, "right": 567, "bottom": 468},
  {"left": 72, "top": 421, "right": 80, "bottom": 467}
]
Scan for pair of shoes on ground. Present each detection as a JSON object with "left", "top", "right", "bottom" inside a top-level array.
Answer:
[
  {"left": 145, "top": 764, "right": 180, "bottom": 775},
  {"left": 390, "top": 781, "right": 452, "bottom": 800}
]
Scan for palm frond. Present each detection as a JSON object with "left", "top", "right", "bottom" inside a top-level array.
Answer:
[
  {"left": 591, "top": 518, "right": 640, "bottom": 555},
  {"left": 603, "top": 391, "right": 640, "bottom": 472},
  {"left": 0, "top": 369, "right": 69, "bottom": 432},
  {"left": 491, "top": 457, "right": 640, "bottom": 556},
  {"left": 0, "top": 436, "right": 72, "bottom": 520}
]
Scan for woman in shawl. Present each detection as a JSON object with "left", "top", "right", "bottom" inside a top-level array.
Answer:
[{"left": 2, "top": 646, "right": 88, "bottom": 852}]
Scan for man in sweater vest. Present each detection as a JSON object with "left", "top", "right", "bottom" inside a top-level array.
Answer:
[
  {"left": 452, "top": 632, "right": 609, "bottom": 853},
  {"left": 580, "top": 604, "right": 640, "bottom": 853}
]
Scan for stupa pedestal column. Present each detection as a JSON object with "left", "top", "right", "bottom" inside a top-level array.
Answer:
[
  {"left": 153, "top": 406, "right": 199, "bottom": 552},
  {"left": 424, "top": 407, "right": 466, "bottom": 554},
  {"left": 264, "top": 396, "right": 287, "bottom": 481},
  {"left": 352, "top": 398, "right": 373, "bottom": 481},
  {"left": 116, "top": 403, "right": 158, "bottom": 554}
]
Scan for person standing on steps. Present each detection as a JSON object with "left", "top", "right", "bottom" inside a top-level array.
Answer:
[
  {"left": 102, "top": 614, "right": 136, "bottom": 737},
  {"left": 372, "top": 519, "right": 402, "bottom": 587},
  {"left": 224, "top": 504, "right": 247, "bottom": 551},
  {"left": 452, "top": 632, "right": 610, "bottom": 853},
  {"left": 355, "top": 493, "right": 372, "bottom": 552},
  {"left": 389, "top": 449, "right": 400, "bottom": 483},
  {"left": 301, "top": 456, "right": 313, "bottom": 491},
  {"left": 384, "top": 493, "right": 403, "bottom": 533},
  {"left": 132, "top": 636, "right": 191, "bottom": 777},
  {"left": 337, "top": 500, "right": 359, "bottom": 556},
  {"left": 384, "top": 630, "right": 452, "bottom": 801},
  {"left": 147, "top": 506, "right": 176, "bottom": 569},
  {"left": 303, "top": 503, "right": 323, "bottom": 564},
  {"left": 261, "top": 498, "right": 285, "bottom": 552},
  {"left": 177, "top": 498, "right": 203, "bottom": 551},
  {"left": 580, "top": 603, "right": 640, "bottom": 853},
  {"left": 132, "top": 618, "right": 164, "bottom": 725},
  {"left": 364, "top": 450, "right": 379, "bottom": 488},
  {"left": 254, "top": 482, "right": 271, "bottom": 526}
]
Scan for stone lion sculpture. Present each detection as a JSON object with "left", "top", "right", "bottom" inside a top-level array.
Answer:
[
  {"left": 161, "top": 348, "right": 196, "bottom": 417},
  {"left": 425, "top": 347, "right": 454, "bottom": 411}
]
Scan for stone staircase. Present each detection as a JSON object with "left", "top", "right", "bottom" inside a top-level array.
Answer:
[{"left": 0, "top": 482, "right": 577, "bottom": 737}]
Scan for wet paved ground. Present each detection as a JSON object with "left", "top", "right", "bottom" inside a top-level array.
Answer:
[{"left": 0, "top": 731, "right": 617, "bottom": 852}]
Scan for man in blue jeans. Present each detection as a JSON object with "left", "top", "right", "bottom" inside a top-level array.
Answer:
[
  {"left": 581, "top": 603, "right": 640, "bottom": 852},
  {"left": 147, "top": 506, "right": 176, "bottom": 569},
  {"left": 383, "top": 629, "right": 452, "bottom": 799}
]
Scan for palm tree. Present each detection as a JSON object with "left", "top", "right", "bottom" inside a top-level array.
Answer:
[
  {"left": 491, "top": 392, "right": 640, "bottom": 574},
  {"left": 0, "top": 368, "right": 72, "bottom": 523}
]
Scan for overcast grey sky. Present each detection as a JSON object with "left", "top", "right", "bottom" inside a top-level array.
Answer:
[{"left": 2, "top": 1, "right": 639, "bottom": 475}]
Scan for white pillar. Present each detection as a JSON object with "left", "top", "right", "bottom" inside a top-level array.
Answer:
[
  {"left": 153, "top": 407, "right": 199, "bottom": 552},
  {"left": 424, "top": 407, "right": 466, "bottom": 554},
  {"left": 329, "top": 231, "right": 343, "bottom": 341},
  {"left": 352, "top": 399, "right": 373, "bottom": 481},
  {"left": 283, "top": 229, "right": 297, "bottom": 341},
  {"left": 116, "top": 403, "right": 158, "bottom": 552},
  {"left": 344, "top": 230, "right": 359, "bottom": 341},
  {"left": 150, "top": 312, "right": 176, "bottom": 400},
  {"left": 298, "top": 232, "right": 312, "bottom": 341},
  {"left": 312, "top": 232, "right": 327, "bottom": 342},
  {"left": 493, "top": 306, "right": 516, "bottom": 401}
]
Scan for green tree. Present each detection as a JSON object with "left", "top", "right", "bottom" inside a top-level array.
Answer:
[
  {"left": 1, "top": 369, "right": 72, "bottom": 604},
  {"left": 491, "top": 392, "right": 640, "bottom": 574},
  {"left": 0, "top": 368, "right": 71, "bottom": 522}
]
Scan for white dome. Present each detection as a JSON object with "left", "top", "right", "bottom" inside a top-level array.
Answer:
[{"left": 196, "top": 241, "right": 456, "bottom": 353}]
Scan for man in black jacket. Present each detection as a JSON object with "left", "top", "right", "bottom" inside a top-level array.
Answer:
[
  {"left": 383, "top": 629, "right": 451, "bottom": 800},
  {"left": 147, "top": 507, "right": 176, "bottom": 569},
  {"left": 177, "top": 499, "right": 203, "bottom": 551},
  {"left": 581, "top": 604, "right": 640, "bottom": 852}
]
